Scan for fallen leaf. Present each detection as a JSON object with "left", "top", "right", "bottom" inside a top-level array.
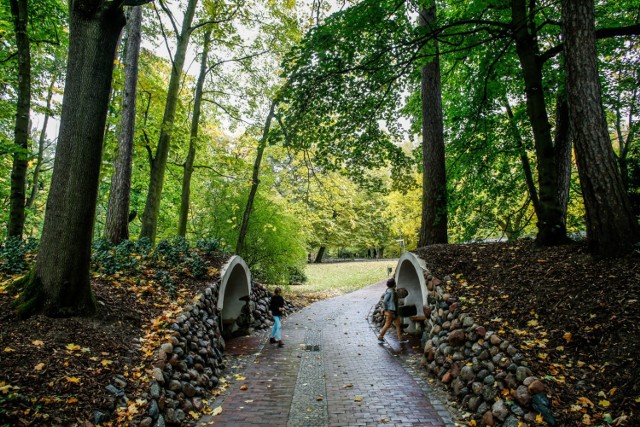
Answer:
[
  {"left": 599, "top": 399, "right": 610, "bottom": 408},
  {"left": 3, "top": 347, "right": 16, "bottom": 353},
  {"left": 189, "top": 411, "right": 199, "bottom": 419},
  {"left": 316, "top": 396, "right": 323, "bottom": 401},
  {"left": 577, "top": 396, "right": 595, "bottom": 407},
  {"left": 67, "top": 397, "right": 78, "bottom": 403},
  {"left": 354, "top": 397, "right": 363, "bottom": 402},
  {"left": 563, "top": 332, "right": 572, "bottom": 343},
  {"left": 100, "top": 359, "right": 113, "bottom": 367},
  {"left": 34, "top": 363, "right": 45, "bottom": 371},
  {"left": 239, "top": 385, "right": 248, "bottom": 391},
  {"left": 342, "top": 383, "right": 353, "bottom": 388},
  {"left": 65, "top": 344, "right": 82, "bottom": 352},
  {"left": 65, "top": 376, "right": 81, "bottom": 384},
  {"left": 211, "top": 406, "right": 222, "bottom": 416},
  {"left": 32, "top": 340, "right": 44, "bottom": 346}
]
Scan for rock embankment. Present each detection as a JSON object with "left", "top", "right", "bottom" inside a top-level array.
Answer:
[
  {"left": 134, "top": 281, "right": 295, "bottom": 427},
  {"left": 373, "top": 274, "right": 555, "bottom": 427}
]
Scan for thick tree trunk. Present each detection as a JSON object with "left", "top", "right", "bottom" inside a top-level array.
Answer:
[
  {"left": 7, "top": 0, "right": 31, "bottom": 239},
  {"left": 105, "top": 6, "right": 143, "bottom": 245},
  {"left": 178, "top": 29, "right": 212, "bottom": 237},
  {"left": 418, "top": 4, "right": 448, "bottom": 247},
  {"left": 235, "top": 100, "right": 277, "bottom": 254},
  {"left": 140, "top": 0, "right": 198, "bottom": 243},
  {"left": 18, "top": 1, "right": 126, "bottom": 317},
  {"left": 553, "top": 90, "right": 573, "bottom": 227},
  {"left": 26, "top": 76, "right": 56, "bottom": 210},
  {"left": 511, "top": 0, "right": 567, "bottom": 245},
  {"left": 314, "top": 246, "right": 326, "bottom": 263},
  {"left": 562, "top": 0, "right": 640, "bottom": 255}
]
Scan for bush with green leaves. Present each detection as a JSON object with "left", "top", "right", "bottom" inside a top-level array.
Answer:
[{"left": 0, "top": 237, "right": 38, "bottom": 274}]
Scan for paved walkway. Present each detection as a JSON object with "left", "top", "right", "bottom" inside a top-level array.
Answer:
[{"left": 199, "top": 280, "right": 456, "bottom": 427}]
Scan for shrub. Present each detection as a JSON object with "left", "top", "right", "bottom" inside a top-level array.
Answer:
[{"left": 0, "top": 237, "right": 38, "bottom": 274}]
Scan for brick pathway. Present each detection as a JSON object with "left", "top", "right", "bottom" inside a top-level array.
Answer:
[{"left": 199, "top": 280, "right": 455, "bottom": 427}]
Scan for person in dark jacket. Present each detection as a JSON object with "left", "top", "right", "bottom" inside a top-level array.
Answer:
[
  {"left": 377, "top": 278, "right": 407, "bottom": 343},
  {"left": 269, "top": 287, "right": 286, "bottom": 347}
]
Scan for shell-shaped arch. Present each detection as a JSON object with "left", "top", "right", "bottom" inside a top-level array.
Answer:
[
  {"left": 395, "top": 252, "right": 429, "bottom": 332},
  {"left": 217, "top": 255, "right": 252, "bottom": 334}
]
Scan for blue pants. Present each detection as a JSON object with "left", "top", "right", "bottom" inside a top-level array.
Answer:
[{"left": 271, "top": 315, "right": 282, "bottom": 341}]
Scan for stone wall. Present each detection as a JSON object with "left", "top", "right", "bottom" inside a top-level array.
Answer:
[
  {"left": 136, "top": 279, "right": 295, "bottom": 427},
  {"left": 373, "top": 269, "right": 555, "bottom": 427}
]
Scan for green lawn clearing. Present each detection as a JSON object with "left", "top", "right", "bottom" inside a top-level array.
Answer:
[{"left": 285, "top": 259, "right": 397, "bottom": 306}]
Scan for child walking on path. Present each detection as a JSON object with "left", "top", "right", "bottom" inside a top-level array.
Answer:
[
  {"left": 378, "top": 278, "right": 407, "bottom": 343},
  {"left": 269, "top": 287, "right": 285, "bottom": 347}
]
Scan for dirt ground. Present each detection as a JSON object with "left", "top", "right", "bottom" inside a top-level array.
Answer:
[{"left": 416, "top": 240, "right": 640, "bottom": 426}]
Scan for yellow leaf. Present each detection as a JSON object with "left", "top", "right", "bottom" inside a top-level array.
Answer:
[
  {"left": 577, "top": 396, "right": 595, "bottom": 407},
  {"left": 535, "top": 413, "right": 544, "bottom": 423},
  {"left": 555, "top": 346, "right": 564, "bottom": 351},
  {"left": 582, "top": 413, "right": 592, "bottom": 425},
  {"left": 66, "top": 343, "right": 82, "bottom": 351},
  {"left": 563, "top": 332, "right": 572, "bottom": 343},
  {"left": 211, "top": 406, "right": 222, "bottom": 416},
  {"left": 34, "top": 363, "right": 45, "bottom": 371},
  {"left": 354, "top": 397, "right": 364, "bottom": 402},
  {"left": 577, "top": 361, "right": 586, "bottom": 368},
  {"left": 101, "top": 359, "right": 113, "bottom": 367},
  {"left": 32, "top": 340, "right": 44, "bottom": 346},
  {"left": 65, "top": 376, "right": 81, "bottom": 384},
  {"left": 3, "top": 347, "right": 16, "bottom": 352},
  {"left": 599, "top": 399, "right": 610, "bottom": 408},
  {"left": 469, "top": 420, "right": 477, "bottom": 426},
  {"left": 608, "top": 387, "right": 617, "bottom": 396},
  {"left": 67, "top": 397, "right": 78, "bottom": 403},
  {"left": 635, "top": 396, "right": 640, "bottom": 403},
  {"left": 189, "top": 411, "right": 199, "bottom": 419},
  {"left": 234, "top": 375, "right": 246, "bottom": 381},
  {"left": 527, "top": 319, "right": 539, "bottom": 327}
]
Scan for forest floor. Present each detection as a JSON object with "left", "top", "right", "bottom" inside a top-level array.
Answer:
[
  {"left": 0, "top": 240, "right": 638, "bottom": 426},
  {"left": 416, "top": 240, "right": 640, "bottom": 426}
]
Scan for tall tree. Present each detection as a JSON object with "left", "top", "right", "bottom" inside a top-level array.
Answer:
[
  {"left": 562, "top": 0, "right": 640, "bottom": 256},
  {"left": 418, "top": 2, "right": 447, "bottom": 246},
  {"left": 105, "top": 6, "right": 143, "bottom": 245},
  {"left": 178, "top": 28, "right": 212, "bottom": 237},
  {"left": 7, "top": 0, "right": 31, "bottom": 239},
  {"left": 16, "top": 0, "right": 150, "bottom": 317},
  {"left": 25, "top": 75, "right": 56, "bottom": 211},
  {"left": 235, "top": 100, "right": 276, "bottom": 254},
  {"left": 140, "top": 0, "right": 198, "bottom": 243},
  {"left": 510, "top": 0, "right": 567, "bottom": 245}
]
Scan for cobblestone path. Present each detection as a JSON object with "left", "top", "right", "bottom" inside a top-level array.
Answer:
[{"left": 199, "top": 280, "right": 456, "bottom": 427}]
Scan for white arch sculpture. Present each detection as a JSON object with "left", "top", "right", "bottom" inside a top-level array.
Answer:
[
  {"left": 395, "top": 252, "right": 430, "bottom": 333},
  {"left": 217, "top": 255, "right": 252, "bottom": 333}
]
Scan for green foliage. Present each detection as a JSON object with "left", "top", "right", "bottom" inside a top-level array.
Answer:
[{"left": 0, "top": 237, "right": 38, "bottom": 274}]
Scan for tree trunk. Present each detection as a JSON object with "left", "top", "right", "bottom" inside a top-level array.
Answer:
[
  {"left": 140, "top": 0, "right": 198, "bottom": 243},
  {"left": 512, "top": 0, "right": 568, "bottom": 245},
  {"left": 504, "top": 100, "right": 540, "bottom": 215},
  {"left": 418, "top": 4, "right": 448, "bottom": 247},
  {"left": 553, "top": 90, "right": 573, "bottom": 227},
  {"left": 178, "top": 29, "right": 212, "bottom": 237},
  {"left": 314, "top": 246, "right": 326, "bottom": 263},
  {"left": 235, "top": 100, "right": 277, "bottom": 254},
  {"left": 562, "top": 0, "right": 639, "bottom": 256},
  {"left": 17, "top": 0, "right": 126, "bottom": 317},
  {"left": 105, "top": 6, "right": 143, "bottom": 245},
  {"left": 26, "top": 75, "right": 56, "bottom": 210},
  {"left": 7, "top": 0, "right": 31, "bottom": 239}
]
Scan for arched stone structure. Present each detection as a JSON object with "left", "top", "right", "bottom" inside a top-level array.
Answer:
[
  {"left": 217, "top": 255, "right": 252, "bottom": 334},
  {"left": 395, "top": 252, "right": 429, "bottom": 333}
]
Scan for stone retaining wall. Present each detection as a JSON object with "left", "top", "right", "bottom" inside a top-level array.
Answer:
[
  {"left": 132, "top": 263, "right": 295, "bottom": 426},
  {"left": 373, "top": 264, "right": 555, "bottom": 427}
]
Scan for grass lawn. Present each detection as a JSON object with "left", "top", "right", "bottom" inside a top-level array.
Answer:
[{"left": 285, "top": 259, "right": 398, "bottom": 306}]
